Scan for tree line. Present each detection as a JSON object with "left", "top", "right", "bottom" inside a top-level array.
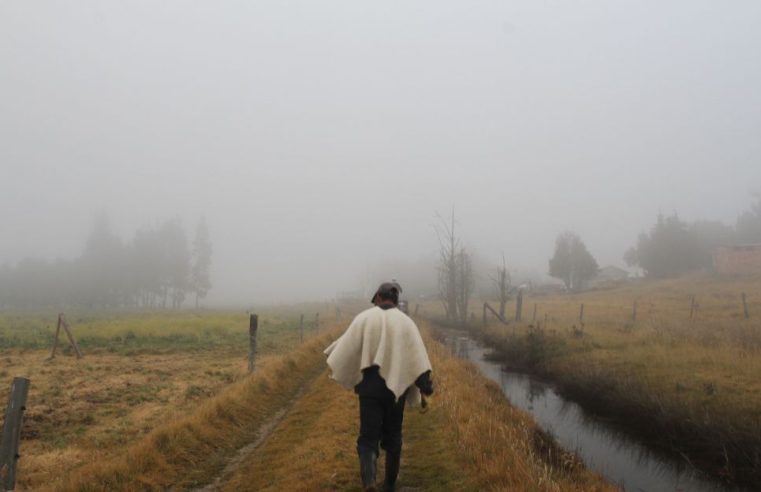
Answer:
[
  {"left": 437, "top": 194, "right": 761, "bottom": 322},
  {"left": 0, "top": 217, "right": 212, "bottom": 309},
  {"left": 547, "top": 194, "right": 761, "bottom": 290},
  {"left": 625, "top": 194, "right": 761, "bottom": 277}
]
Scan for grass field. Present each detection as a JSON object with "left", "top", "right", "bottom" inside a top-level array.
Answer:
[
  {"left": 0, "top": 307, "right": 619, "bottom": 491},
  {"left": 470, "top": 273, "right": 761, "bottom": 487},
  {"left": 0, "top": 310, "right": 325, "bottom": 490},
  {"left": 4, "top": 275, "right": 758, "bottom": 489}
]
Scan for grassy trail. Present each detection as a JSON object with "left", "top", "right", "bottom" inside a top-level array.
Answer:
[
  {"left": 218, "top": 325, "right": 614, "bottom": 492},
  {"left": 220, "top": 368, "right": 482, "bottom": 491}
]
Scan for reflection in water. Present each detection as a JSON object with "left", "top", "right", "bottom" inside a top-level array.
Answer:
[{"left": 441, "top": 329, "right": 746, "bottom": 492}]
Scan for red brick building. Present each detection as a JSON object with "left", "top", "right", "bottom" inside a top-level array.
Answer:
[{"left": 714, "top": 244, "right": 761, "bottom": 274}]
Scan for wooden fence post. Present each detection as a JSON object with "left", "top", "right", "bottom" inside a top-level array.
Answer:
[
  {"left": 49, "top": 313, "right": 82, "bottom": 359},
  {"left": 248, "top": 314, "right": 258, "bottom": 373},
  {"left": 632, "top": 300, "right": 638, "bottom": 322},
  {"left": 689, "top": 296, "right": 696, "bottom": 321},
  {"left": 742, "top": 292, "right": 750, "bottom": 319},
  {"left": 0, "top": 377, "right": 30, "bottom": 491},
  {"left": 532, "top": 303, "right": 537, "bottom": 322},
  {"left": 579, "top": 303, "right": 585, "bottom": 322},
  {"left": 414, "top": 304, "right": 420, "bottom": 316},
  {"left": 515, "top": 291, "right": 523, "bottom": 322},
  {"left": 60, "top": 315, "right": 82, "bottom": 359},
  {"left": 483, "top": 302, "right": 508, "bottom": 325},
  {"left": 314, "top": 313, "right": 320, "bottom": 329},
  {"left": 482, "top": 303, "right": 487, "bottom": 328}
]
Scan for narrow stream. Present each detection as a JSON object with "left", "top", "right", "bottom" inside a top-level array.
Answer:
[{"left": 439, "top": 328, "right": 746, "bottom": 492}]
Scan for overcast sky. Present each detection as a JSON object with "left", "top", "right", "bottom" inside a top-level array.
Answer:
[{"left": 2, "top": 1, "right": 760, "bottom": 304}]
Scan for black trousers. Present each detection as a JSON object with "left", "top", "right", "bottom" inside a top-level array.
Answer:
[{"left": 356, "top": 392, "right": 406, "bottom": 456}]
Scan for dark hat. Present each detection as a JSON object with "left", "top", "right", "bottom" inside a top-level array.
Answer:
[{"left": 371, "top": 281, "right": 402, "bottom": 303}]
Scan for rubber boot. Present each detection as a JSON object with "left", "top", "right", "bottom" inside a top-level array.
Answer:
[
  {"left": 383, "top": 450, "right": 400, "bottom": 492},
  {"left": 359, "top": 449, "right": 377, "bottom": 491}
]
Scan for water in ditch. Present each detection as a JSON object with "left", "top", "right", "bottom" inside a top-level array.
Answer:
[{"left": 440, "top": 329, "right": 747, "bottom": 492}]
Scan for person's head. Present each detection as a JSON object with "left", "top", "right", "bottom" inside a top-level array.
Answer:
[{"left": 371, "top": 281, "right": 402, "bottom": 306}]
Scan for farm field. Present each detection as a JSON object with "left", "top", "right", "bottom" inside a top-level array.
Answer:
[
  {"left": 0, "top": 310, "right": 615, "bottom": 491},
  {"left": 0, "top": 310, "right": 322, "bottom": 490},
  {"left": 473, "top": 273, "right": 761, "bottom": 487}
]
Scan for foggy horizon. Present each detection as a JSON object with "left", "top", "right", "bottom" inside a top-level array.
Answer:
[{"left": 2, "top": 1, "right": 760, "bottom": 305}]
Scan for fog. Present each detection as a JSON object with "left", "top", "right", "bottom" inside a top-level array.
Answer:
[{"left": 2, "top": 1, "right": 760, "bottom": 305}]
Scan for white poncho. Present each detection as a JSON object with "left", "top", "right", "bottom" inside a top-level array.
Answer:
[{"left": 324, "top": 306, "right": 432, "bottom": 406}]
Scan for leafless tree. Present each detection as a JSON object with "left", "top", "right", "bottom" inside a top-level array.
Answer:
[
  {"left": 491, "top": 254, "right": 511, "bottom": 319},
  {"left": 434, "top": 209, "right": 474, "bottom": 325},
  {"left": 454, "top": 248, "right": 474, "bottom": 325}
]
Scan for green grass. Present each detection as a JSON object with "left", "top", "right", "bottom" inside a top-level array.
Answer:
[{"left": 0, "top": 311, "right": 316, "bottom": 355}]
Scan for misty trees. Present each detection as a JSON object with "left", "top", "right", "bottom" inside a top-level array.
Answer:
[
  {"left": 80, "top": 216, "right": 126, "bottom": 307},
  {"left": 0, "top": 216, "right": 212, "bottom": 309},
  {"left": 118, "top": 218, "right": 193, "bottom": 309},
  {"left": 159, "top": 219, "right": 191, "bottom": 309},
  {"left": 624, "top": 195, "right": 761, "bottom": 278},
  {"left": 737, "top": 192, "right": 761, "bottom": 243},
  {"left": 548, "top": 232, "right": 598, "bottom": 292},
  {"left": 624, "top": 213, "right": 705, "bottom": 277},
  {"left": 691, "top": 220, "right": 736, "bottom": 268},
  {"left": 435, "top": 210, "right": 474, "bottom": 325},
  {"left": 190, "top": 218, "right": 213, "bottom": 308}
]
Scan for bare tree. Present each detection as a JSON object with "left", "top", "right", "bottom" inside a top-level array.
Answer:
[
  {"left": 434, "top": 209, "right": 474, "bottom": 325},
  {"left": 454, "top": 248, "right": 474, "bottom": 325},
  {"left": 491, "top": 254, "right": 511, "bottom": 319}
]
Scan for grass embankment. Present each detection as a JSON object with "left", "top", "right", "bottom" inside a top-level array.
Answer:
[
  {"left": 476, "top": 273, "right": 761, "bottom": 487},
  {"left": 221, "top": 323, "right": 614, "bottom": 491},
  {"left": 0, "top": 311, "right": 325, "bottom": 490},
  {"left": 52, "top": 326, "right": 341, "bottom": 491}
]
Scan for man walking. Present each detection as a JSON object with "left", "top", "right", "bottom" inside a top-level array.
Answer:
[{"left": 325, "top": 281, "right": 434, "bottom": 492}]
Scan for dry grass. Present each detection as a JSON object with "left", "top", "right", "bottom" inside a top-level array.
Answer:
[
  {"left": 51, "top": 326, "right": 340, "bottom": 491},
  {"left": 6, "top": 306, "right": 617, "bottom": 491},
  {"left": 221, "top": 323, "right": 614, "bottom": 491},
  {"left": 221, "top": 369, "right": 364, "bottom": 491},
  {"left": 222, "top": 367, "right": 483, "bottom": 491},
  {"left": 474, "top": 273, "right": 761, "bottom": 486},
  {"left": 0, "top": 309, "right": 339, "bottom": 491},
  {"left": 13, "top": 349, "right": 249, "bottom": 490},
  {"left": 422, "top": 324, "right": 614, "bottom": 492}
]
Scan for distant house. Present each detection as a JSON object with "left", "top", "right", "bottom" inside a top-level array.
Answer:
[
  {"left": 714, "top": 244, "right": 761, "bottom": 274},
  {"left": 596, "top": 265, "right": 630, "bottom": 282}
]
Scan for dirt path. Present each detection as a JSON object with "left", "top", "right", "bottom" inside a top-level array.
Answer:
[
  {"left": 210, "top": 368, "right": 482, "bottom": 492},
  {"left": 191, "top": 378, "right": 315, "bottom": 492}
]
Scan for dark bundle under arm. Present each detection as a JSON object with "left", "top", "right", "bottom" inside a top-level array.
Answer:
[{"left": 415, "top": 370, "right": 433, "bottom": 396}]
